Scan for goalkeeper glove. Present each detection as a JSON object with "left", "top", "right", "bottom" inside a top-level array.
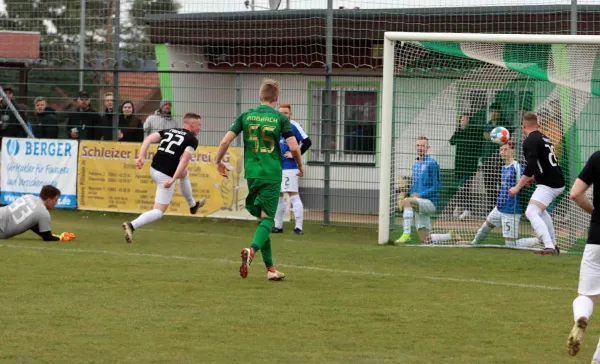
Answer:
[{"left": 53, "top": 232, "right": 75, "bottom": 241}]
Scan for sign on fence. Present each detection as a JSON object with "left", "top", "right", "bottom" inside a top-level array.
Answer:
[
  {"left": 77, "top": 141, "right": 257, "bottom": 219},
  {"left": 0, "top": 138, "right": 78, "bottom": 208}
]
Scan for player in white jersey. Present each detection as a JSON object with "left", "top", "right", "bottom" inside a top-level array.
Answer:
[
  {"left": 0, "top": 185, "right": 73, "bottom": 241},
  {"left": 272, "top": 102, "right": 312, "bottom": 235},
  {"left": 471, "top": 141, "right": 539, "bottom": 248}
]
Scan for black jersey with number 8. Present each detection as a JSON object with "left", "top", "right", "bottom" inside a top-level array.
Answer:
[
  {"left": 522, "top": 130, "right": 565, "bottom": 188},
  {"left": 151, "top": 128, "right": 199, "bottom": 177}
]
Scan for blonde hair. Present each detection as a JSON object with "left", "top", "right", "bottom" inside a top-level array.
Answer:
[
  {"left": 522, "top": 112, "right": 538, "bottom": 127},
  {"left": 259, "top": 79, "right": 280, "bottom": 103},
  {"left": 279, "top": 102, "right": 292, "bottom": 112}
]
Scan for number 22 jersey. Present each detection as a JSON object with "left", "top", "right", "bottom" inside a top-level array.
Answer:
[
  {"left": 150, "top": 128, "right": 199, "bottom": 177},
  {"left": 522, "top": 130, "right": 565, "bottom": 188}
]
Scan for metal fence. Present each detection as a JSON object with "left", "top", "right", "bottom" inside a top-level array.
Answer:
[{"left": 0, "top": 68, "right": 382, "bottom": 226}]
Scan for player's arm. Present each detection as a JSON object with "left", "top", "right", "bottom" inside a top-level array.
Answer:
[
  {"left": 215, "top": 131, "right": 238, "bottom": 177},
  {"left": 293, "top": 123, "right": 312, "bottom": 155},
  {"left": 569, "top": 152, "right": 599, "bottom": 214},
  {"left": 30, "top": 225, "right": 60, "bottom": 241},
  {"left": 509, "top": 138, "right": 537, "bottom": 195},
  {"left": 282, "top": 118, "right": 303, "bottom": 176}
]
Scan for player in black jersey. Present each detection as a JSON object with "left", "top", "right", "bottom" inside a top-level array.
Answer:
[
  {"left": 122, "top": 113, "right": 204, "bottom": 243},
  {"left": 509, "top": 112, "right": 565, "bottom": 255},
  {"left": 566, "top": 151, "right": 600, "bottom": 359}
]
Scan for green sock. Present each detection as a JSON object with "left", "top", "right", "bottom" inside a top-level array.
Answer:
[
  {"left": 250, "top": 218, "right": 273, "bottom": 253},
  {"left": 261, "top": 238, "right": 273, "bottom": 268}
]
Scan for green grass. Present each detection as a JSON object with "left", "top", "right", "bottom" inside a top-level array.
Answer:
[{"left": 0, "top": 209, "right": 593, "bottom": 363}]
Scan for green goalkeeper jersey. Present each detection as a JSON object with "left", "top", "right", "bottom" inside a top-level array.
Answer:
[{"left": 229, "top": 104, "right": 294, "bottom": 181}]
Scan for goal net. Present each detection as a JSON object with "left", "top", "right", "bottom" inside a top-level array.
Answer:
[{"left": 378, "top": 33, "right": 600, "bottom": 254}]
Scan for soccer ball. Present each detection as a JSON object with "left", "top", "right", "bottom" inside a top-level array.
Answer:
[{"left": 490, "top": 126, "right": 510, "bottom": 145}]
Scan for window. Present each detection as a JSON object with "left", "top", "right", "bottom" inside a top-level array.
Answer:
[{"left": 309, "top": 86, "right": 378, "bottom": 164}]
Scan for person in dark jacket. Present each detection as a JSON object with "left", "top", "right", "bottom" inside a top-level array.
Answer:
[
  {"left": 0, "top": 85, "right": 28, "bottom": 140},
  {"left": 101, "top": 92, "right": 115, "bottom": 140},
  {"left": 31, "top": 97, "right": 59, "bottom": 139},
  {"left": 449, "top": 113, "right": 481, "bottom": 219},
  {"left": 117, "top": 100, "right": 143, "bottom": 142},
  {"left": 66, "top": 90, "right": 102, "bottom": 140}
]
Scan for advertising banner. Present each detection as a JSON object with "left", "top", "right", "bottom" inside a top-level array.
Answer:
[
  {"left": 1, "top": 138, "right": 78, "bottom": 208},
  {"left": 77, "top": 141, "right": 260, "bottom": 220}
]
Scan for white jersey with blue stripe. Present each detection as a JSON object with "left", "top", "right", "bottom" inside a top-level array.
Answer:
[
  {"left": 279, "top": 120, "right": 308, "bottom": 170},
  {"left": 497, "top": 161, "right": 524, "bottom": 214}
]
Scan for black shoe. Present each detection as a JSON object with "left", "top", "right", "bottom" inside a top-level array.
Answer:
[
  {"left": 271, "top": 227, "right": 283, "bottom": 233},
  {"left": 190, "top": 201, "right": 200, "bottom": 215},
  {"left": 292, "top": 228, "right": 304, "bottom": 235}
]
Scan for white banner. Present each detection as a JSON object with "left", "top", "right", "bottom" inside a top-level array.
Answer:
[{"left": 1, "top": 138, "right": 78, "bottom": 208}]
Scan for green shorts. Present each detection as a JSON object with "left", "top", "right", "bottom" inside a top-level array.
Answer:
[{"left": 245, "top": 178, "right": 281, "bottom": 219}]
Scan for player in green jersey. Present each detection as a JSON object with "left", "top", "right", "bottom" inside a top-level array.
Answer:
[{"left": 215, "top": 79, "right": 304, "bottom": 281}]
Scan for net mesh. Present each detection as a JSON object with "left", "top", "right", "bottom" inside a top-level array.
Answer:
[
  {"left": 388, "top": 39, "right": 598, "bottom": 253},
  {"left": 1, "top": 1, "right": 599, "bottom": 68}
]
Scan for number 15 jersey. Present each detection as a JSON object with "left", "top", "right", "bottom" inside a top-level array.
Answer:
[
  {"left": 151, "top": 128, "right": 199, "bottom": 177},
  {"left": 522, "top": 130, "right": 565, "bottom": 188},
  {"left": 229, "top": 105, "right": 294, "bottom": 182}
]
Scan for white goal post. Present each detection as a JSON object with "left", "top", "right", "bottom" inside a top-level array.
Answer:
[{"left": 378, "top": 32, "right": 600, "bottom": 248}]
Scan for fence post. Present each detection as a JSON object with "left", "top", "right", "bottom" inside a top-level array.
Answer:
[
  {"left": 322, "top": 0, "right": 334, "bottom": 225},
  {"left": 235, "top": 73, "right": 242, "bottom": 147},
  {"left": 112, "top": 0, "right": 121, "bottom": 141},
  {"left": 79, "top": 0, "right": 86, "bottom": 91}
]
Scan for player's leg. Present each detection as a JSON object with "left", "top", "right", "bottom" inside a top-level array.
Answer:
[
  {"left": 413, "top": 199, "right": 452, "bottom": 244},
  {"left": 569, "top": 237, "right": 600, "bottom": 357},
  {"left": 122, "top": 168, "right": 173, "bottom": 243},
  {"left": 501, "top": 213, "right": 538, "bottom": 248},
  {"left": 273, "top": 185, "right": 286, "bottom": 233},
  {"left": 178, "top": 169, "right": 205, "bottom": 214},
  {"left": 396, "top": 197, "right": 419, "bottom": 243},
  {"left": 472, "top": 207, "right": 500, "bottom": 244},
  {"left": 527, "top": 185, "right": 564, "bottom": 255},
  {"left": 288, "top": 168, "right": 304, "bottom": 234}
]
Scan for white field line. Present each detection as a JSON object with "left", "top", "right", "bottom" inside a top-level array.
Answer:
[{"left": 0, "top": 243, "right": 572, "bottom": 292}]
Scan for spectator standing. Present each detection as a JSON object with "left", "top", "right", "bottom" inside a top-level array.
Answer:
[
  {"left": 101, "top": 92, "right": 115, "bottom": 140},
  {"left": 143, "top": 99, "right": 179, "bottom": 136},
  {"left": 118, "top": 101, "right": 143, "bottom": 142},
  {"left": 0, "top": 85, "right": 28, "bottom": 140},
  {"left": 66, "top": 90, "right": 102, "bottom": 140},
  {"left": 31, "top": 97, "right": 58, "bottom": 139},
  {"left": 449, "top": 113, "right": 480, "bottom": 219}
]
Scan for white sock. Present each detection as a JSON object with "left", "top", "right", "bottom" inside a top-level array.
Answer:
[
  {"left": 474, "top": 223, "right": 492, "bottom": 243},
  {"left": 179, "top": 176, "right": 196, "bottom": 208},
  {"left": 291, "top": 195, "right": 304, "bottom": 230},
  {"left": 594, "top": 338, "right": 600, "bottom": 360},
  {"left": 514, "top": 238, "right": 539, "bottom": 248},
  {"left": 403, "top": 208, "right": 413, "bottom": 234},
  {"left": 431, "top": 233, "right": 451, "bottom": 242},
  {"left": 573, "top": 295, "right": 594, "bottom": 322},
  {"left": 131, "top": 209, "right": 163, "bottom": 229},
  {"left": 525, "top": 205, "right": 553, "bottom": 249},
  {"left": 540, "top": 210, "right": 557, "bottom": 247},
  {"left": 274, "top": 197, "right": 285, "bottom": 229}
]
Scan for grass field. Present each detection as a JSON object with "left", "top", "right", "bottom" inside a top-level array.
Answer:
[{"left": 0, "top": 209, "right": 594, "bottom": 363}]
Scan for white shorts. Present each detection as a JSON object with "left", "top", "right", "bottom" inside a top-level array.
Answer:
[
  {"left": 281, "top": 169, "right": 299, "bottom": 193},
  {"left": 150, "top": 167, "right": 175, "bottom": 205},
  {"left": 578, "top": 244, "right": 600, "bottom": 296},
  {"left": 530, "top": 185, "right": 565, "bottom": 208},
  {"left": 486, "top": 207, "right": 521, "bottom": 239},
  {"left": 414, "top": 198, "right": 436, "bottom": 231}
]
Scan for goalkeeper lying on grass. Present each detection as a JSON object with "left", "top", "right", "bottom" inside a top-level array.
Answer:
[{"left": 0, "top": 185, "right": 75, "bottom": 242}]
